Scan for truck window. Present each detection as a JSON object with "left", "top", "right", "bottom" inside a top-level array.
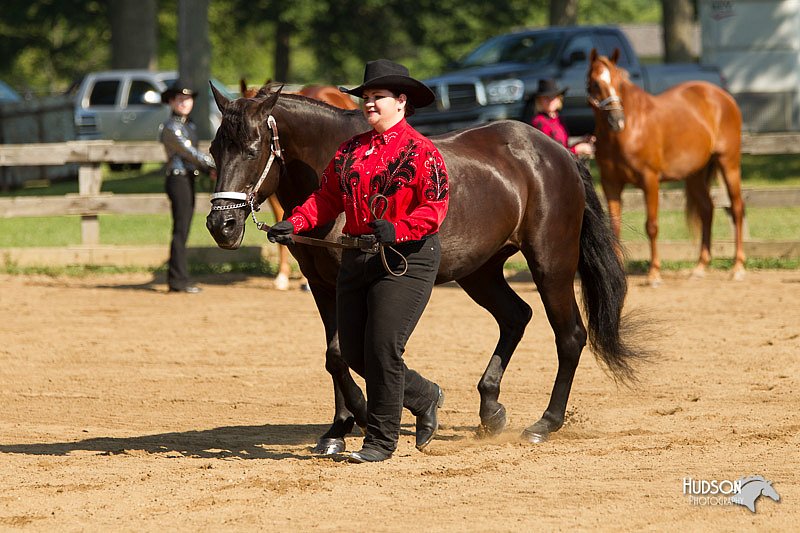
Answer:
[
  {"left": 128, "top": 79, "right": 161, "bottom": 106},
  {"left": 596, "top": 34, "right": 633, "bottom": 67},
  {"left": 461, "top": 34, "right": 558, "bottom": 67},
  {"left": 561, "top": 35, "right": 596, "bottom": 65},
  {"left": 88, "top": 80, "right": 120, "bottom": 107}
]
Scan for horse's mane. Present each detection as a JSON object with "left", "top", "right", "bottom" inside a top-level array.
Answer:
[
  {"left": 739, "top": 475, "right": 768, "bottom": 486},
  {"left": 219, "top": 89, "right": 361, "bottom": 149}
]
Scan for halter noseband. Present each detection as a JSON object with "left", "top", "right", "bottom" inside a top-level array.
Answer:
[
  {"left": 210, "top": 114, "right": 284, "bottom": 213},
  {"left": 588, "top": 94, "right": 623, "bottom": 112}
]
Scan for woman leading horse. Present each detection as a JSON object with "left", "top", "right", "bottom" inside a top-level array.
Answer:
[{"left": 205, "top": 80, "right": 648, "bottom": 456}]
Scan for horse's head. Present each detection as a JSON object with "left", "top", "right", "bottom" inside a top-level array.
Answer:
[
  {"left": 762, "top": 480, "right": 780, "bottom": 502},
  {"left": 587, "top": 48, "right": 626, "bottom": 132},
  {"left": 206, "top": 83, "right": 283, "bottom": 249}
]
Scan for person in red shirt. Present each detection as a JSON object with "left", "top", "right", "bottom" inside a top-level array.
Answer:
[
  {"left": 268, "top": 59, "right": 448, "bottom": 463},
  {"left": 530, "top": 78, "right": 594, "bottom": 157}
]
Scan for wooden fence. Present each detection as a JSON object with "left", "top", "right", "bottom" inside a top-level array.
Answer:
[{"left": 0, "top": 135, "right": 798, "bottom": 266}]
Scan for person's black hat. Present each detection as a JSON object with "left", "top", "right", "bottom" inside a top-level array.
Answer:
[
  {"left": 161, "top": 80, "right": 198, "bottom": 103},
  {"left": 340, "top": 59, "right": 435, "bottom": 108},
  {"left": 533, "top": 78, "right": 568, "bottom": 98}
]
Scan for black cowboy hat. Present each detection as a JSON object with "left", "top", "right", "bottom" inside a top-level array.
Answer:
[
  {"left": 161, "top": 79, "right": 198, "bottom": 104},
  {"left": 340, "top": 59, "right": 435, "bottom": 108},
  {"left": 533, "top": 78, "right": 568, "bottom": 98}
]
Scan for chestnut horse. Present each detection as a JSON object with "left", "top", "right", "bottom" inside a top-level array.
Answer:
[
  {"left": 239, "top": 79, "right": 358, "bottom": 290},
  {"left": 587, "top": 49, "right": 746, "bottom": 286},
  {"left": 206, "top": 87, "right": 648, "bottom": 454}
]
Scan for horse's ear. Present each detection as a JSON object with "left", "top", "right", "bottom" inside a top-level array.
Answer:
[
  {"left": 611, "top": 48, "right": 620, "bottom": 64},
  {"left": 210, "top": 81, "right": 231, "bottom": 112},
  {"left": 239, "top": 78, "right": 247, "bottom": 96},
  {"left": 256, "top": 84, "right": 282, "bottom": 119},
  {"left": 590, "top": 48, "right": 598, "bottom": 63}
]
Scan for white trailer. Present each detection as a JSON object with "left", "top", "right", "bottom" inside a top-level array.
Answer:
[{"left": 700, "top": 0, "right": 800, "bottom": 131}]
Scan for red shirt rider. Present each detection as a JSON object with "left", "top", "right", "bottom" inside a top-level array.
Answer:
[{"left": 287, "top": 118, "right": 449, "bottom": 243}]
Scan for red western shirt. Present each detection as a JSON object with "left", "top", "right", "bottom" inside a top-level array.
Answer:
[
  {"left": 287, "top": 119, "right": 449, "bottom": 243},
  {"left": 531, "top": 113, "right": 577, "bottom": 154}
]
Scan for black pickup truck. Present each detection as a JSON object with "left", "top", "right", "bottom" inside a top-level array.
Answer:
[{"left": 409, "top": 25, "right": 725, "bottom": 136}]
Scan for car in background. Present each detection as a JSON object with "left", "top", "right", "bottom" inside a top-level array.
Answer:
[
  {"left": 73, "top": 70, "right": 232, "bottom": 142},
  {"left": 0, "top": 80, "right": 23, "bottom": 104}
]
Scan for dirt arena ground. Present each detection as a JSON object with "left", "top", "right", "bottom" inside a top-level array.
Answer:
[{"left": 1, "top": 268, "right": 797, "bottom": 530}]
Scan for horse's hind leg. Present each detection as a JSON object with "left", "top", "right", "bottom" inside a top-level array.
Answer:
[
  {"left": 521, "top": 244, "right": 587, "bottom": 443},
  {"left": 456, "top": 257, "right": 532, "bottom": 437},
  {"left": 307, "top": 282, "right": 368, "bottom": 454},
  {"left": 685, "top": 167, "right": 715, "bottom": 279},
  {"left": 716, "top": 151, "right": 747, "bottom": 280}
]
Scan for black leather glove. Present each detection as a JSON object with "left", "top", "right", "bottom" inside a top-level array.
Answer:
[
  {"left": 267, "top": 220, "right": 295, "bottom": 244},
  {"left": 368, "top": 219, "right": 396, "bottom": 244}
]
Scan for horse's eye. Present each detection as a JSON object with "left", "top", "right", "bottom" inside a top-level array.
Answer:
[{"left": 245, "top": 144, "right": 260, "bottom": 160}]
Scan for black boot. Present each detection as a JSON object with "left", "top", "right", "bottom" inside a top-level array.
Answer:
[
  {"left": 415, "top": 385, "right": 444, "bottom": 451},
  {"left": 348, "top": 446, "right": 393, "bottom": 463}
]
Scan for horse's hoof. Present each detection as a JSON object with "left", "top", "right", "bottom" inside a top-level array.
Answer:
[
  {"left": 731, "top": 269, "right": 746, "bottom": 281},
  {"left": 476, "top": 405, "right": 507, "bottom": 438},
  {"left": 521, "top": 418, "right": 560, "bottom": 444},
  {"left": 312, "top": 438, "right": 346, "bottom": 455},
  {"left": 648, "top": 276, "right": 662, "bottom": 288},
  {"left": 690, "top": 267, "right": 706, "bottom": 280},
  {"left": 274, "top": 272, "right": 290, "bottom": 291},
  {"left": 521, "top": 428, "right": 549, "bottom": 443}
]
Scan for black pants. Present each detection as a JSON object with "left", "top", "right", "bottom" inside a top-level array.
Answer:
[
  {"left": 165, "top": 174, "right": 195, "bottom": 290},
  {"left": 337, "top": 234, "right": 441, "bottom": 453}
]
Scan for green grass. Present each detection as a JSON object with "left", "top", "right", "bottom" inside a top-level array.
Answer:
[
  {"left": 619, "top": 206, "right": 800, "bottom": 242},
  {"left": 587, "top": 153, "right": 800, "bottom": 189},
  {"left": 0, "top": 214, "right": 271, "bottom": 247}
]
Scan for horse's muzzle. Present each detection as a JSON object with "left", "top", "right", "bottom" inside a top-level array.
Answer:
[
  {"left": 608, "top": 110, "right": 626, "bottom": 132},
  {"left": 206, "top": 209, "right": 246, "bottom": 249}
]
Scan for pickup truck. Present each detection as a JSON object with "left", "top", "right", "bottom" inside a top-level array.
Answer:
[
  {"left": 409, "top": 25, "right": 726, "bottom": 136},
  {"left": 73, "top": 70, "right": 234, "bottom": 169},
  {"left": 73, "top": 70, "right": 236, "bottom": 141}
]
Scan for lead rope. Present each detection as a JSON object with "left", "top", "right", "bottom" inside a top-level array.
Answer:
[{"left": 369, "top": 194, "right": 408, "bottom": 277}]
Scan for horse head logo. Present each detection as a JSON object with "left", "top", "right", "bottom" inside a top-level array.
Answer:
[{"left": 730, "top": 476, "right": 780, "bottom": 513}]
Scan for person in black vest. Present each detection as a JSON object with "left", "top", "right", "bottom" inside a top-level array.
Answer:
[
  {"left": 159, "top": 80, "right": 215, "bottom": 293},
  {"left": 269, "top": 59, "right": 449, "bottom": 463}
]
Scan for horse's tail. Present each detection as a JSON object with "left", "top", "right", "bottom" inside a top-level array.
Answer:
[
  {"left": 576, "top": 160, "right": 649, "bottom": 382},
  {"left": 685, "top": 160, "right": 716, "bottom": 237}
]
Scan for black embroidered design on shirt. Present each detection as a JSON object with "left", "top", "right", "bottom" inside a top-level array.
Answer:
[
  {"left": 371, "top": 139, "right": 417, "bottom": 197},
  {"left": 424, "top": 153, "right": 449, "bottom": 201},
  {"left": 335, "top": 141, "right": 360, "bottom": 198}
]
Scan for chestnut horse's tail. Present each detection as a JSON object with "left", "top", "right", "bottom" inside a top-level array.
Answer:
[{"left": 575, "top": 161, "right": 648, "bottom": 382}]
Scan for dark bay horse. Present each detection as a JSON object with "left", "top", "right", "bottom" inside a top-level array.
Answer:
[
  {"left": 587, "top": 49, "right": 746, "bottom": 286},
  {"left": 206, "top": 87, "right": 647, "bottom": 454}
]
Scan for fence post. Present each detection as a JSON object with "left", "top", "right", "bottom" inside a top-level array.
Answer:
[{"left": 78, "top": 163, "right": 103, "bottom": 245}]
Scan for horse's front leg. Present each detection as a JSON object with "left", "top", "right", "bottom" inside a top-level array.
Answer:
[
  {"left": 314, "top": 333, "right": 368, "bottom": 454},
  {"left": 641, "top": 177, "right": 662, "bottom": 287},
  {"left": 308, "top": 285, "right": 368, "bottom": 455}
]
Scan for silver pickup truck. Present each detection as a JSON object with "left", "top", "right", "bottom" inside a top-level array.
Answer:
[
  {"left": 74, "top": 70, "right": 233, "bottom": 142},
  {"left": 409, "top": 25, "right": 726, "bottom": 136}
]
